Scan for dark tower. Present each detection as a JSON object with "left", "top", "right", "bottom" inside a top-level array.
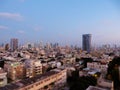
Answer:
[{"left": 82, "top": 34, "right": 91, "bottom": 53}]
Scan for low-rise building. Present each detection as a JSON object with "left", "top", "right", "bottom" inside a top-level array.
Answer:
[
  {"left": 86, "top": 86, "right": 110, "bottom": 90},
  {"left": 97, "top": 74, "right": 114, "bottom": 90},
  {"left": 4, "top": 61, "right": 24, "bottom": 80},
  {"left": 34, "top": 60, "right": 42, "bottom": 75},
  {"left": 24, "top": 59, "right": 34, "bottom": 78},
  {"left": 0, "top": 67, "right": 7, "bottom": 87},
  {"left": 0, "top": 68, "right": 67, "bottom": 90},
  {"left": 87, "top": 62, "right": 108, "bottom": 72}
]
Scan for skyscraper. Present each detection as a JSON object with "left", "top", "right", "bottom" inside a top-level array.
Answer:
[
  {"left": 82, "top": 34, "right": 91, "bottom": 53},
  {"left": 10, "top": 38, "right": 18, "bottom": 51}
]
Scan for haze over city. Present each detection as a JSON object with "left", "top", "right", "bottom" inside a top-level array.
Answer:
[
  {"left": 0, "top": 0, "right": 120, "bottom": 46},
  {"left": 1, "top": 1, "right": 120, "bottom": 90}
]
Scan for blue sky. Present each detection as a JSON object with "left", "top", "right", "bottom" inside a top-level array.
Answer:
[{"left": 0, "top": 0, "right": 120, "bottom": 46}]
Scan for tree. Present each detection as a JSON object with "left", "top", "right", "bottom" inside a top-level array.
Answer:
[
  {"left": 107, "top": 57, "right": 120, "bottom": 89},
  {"left": 67, "top": 70, "right": 97, "bottom": 90}
]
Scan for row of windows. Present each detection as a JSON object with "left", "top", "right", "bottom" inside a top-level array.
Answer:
[
  {"left": 35, "top": 76, "right": 55, "bottom": 87},
  {"left": 35, "top": 72, "right": 64, "bottom": 87},
  {"left": 51, "top": 75, "right": 57, "bottom": 79},
  {"left": 36, "top": 81, "right": 43, "bottom": 86},
  {"left": 25, "top": 85, "right": 33, "bottom": 90},
  {"left": 88, "top": 65, "right": 106, "bottom": 69},
  {"left": 23, "top": 70, "right": 66, "bottom": 90},
  {"left": 44, "top": 78, "right": 50, "bottom": 82}
]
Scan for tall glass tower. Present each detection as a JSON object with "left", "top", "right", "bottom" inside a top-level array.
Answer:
[{"left": 82, "top": 34, "right": 91, "bottom": 53}]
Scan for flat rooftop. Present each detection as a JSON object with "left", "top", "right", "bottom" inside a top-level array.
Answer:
[
  {"left": 86, "top": 86, "right": 110, "bottom": 90},
  {"left": 0, "top": 71, "right": 59, "bottom": 90}
]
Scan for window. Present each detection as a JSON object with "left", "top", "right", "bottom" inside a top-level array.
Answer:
[{"left": 36, "top": 83, "right": 39, "bottom": 86}]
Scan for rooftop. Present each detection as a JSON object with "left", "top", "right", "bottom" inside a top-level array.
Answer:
[
  {"left": 0, "top": 71, "right": 59, "bottom": 90},
  {"left": 86, "top": 86, "right": 110, "bottom": 90}
]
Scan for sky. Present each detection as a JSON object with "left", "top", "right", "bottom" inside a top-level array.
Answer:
[{"left": 0, "top": 0, "right": 120, "bottom": 46}]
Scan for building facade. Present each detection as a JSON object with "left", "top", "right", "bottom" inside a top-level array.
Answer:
[
  {"left": 24, "top": 59, "right": 43, "bottom": 78},
  {"left": 97, "top": 74, "right": 114, "bottom": 90},
  {"left": 87, "top": 62, "right": 108, "bottom": 72},
  {"left": 0, "top": 68, "right": 7, "bottom": 87},
  {"left": 10, "top": 38, "right": 18, "bottom": 51},
  {"left": 4, "top": 61, "right": 24, "bottom": 80},
  {"left": 0, "top": 68, "right": 67, "bottom": 90},
  {"left": 34, "top": 60, "right": 42, "bottom": 76},
  {"left": 82, "top": 34, "right": 91, "bottom": 53}
]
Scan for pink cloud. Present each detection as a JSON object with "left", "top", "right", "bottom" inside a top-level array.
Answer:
[
  {"left": 18, "top": 30, "right": 25, "bottom": 34},
  {"left": 19, "top": 0, "right": 25, "bottom": 2},
  {"left": 0, "top": 12, "right": 23, "bottom": 21},
  {"left": 34, "top": 26, "right": 42, "bottom": 31},
  {"left": 0, "top": 25, "right": 8, "bottom": 30}
]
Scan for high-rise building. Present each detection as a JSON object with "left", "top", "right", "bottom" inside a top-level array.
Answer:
[
  {"left": 10, "top": 38, "right": 18, "bottom": 51},
  {"left": 5, "top": 43, "right": 9, "bottom": 51},
  {"left": 82, "top": 34, "right": 91, "bottom": 53}
]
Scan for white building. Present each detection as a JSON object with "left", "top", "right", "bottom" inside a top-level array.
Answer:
[
  {"left": 87, "top": 62, "right": 108, "bottom": 72},
  {"left": 24, "top": 59, "right": 43, "bottom": 78},
  {"left": 34, "top": 60, "right": 42, "bottom": 75}
]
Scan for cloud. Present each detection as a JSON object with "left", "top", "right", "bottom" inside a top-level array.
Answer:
[
  {"left": 0, "top": 25, "right": 8, "bottom": 30},
  {"left": 34, "top": 26, "right": 42, "bottom": 31},
  {"left": 19, "top": 0, "right": 25, "bottom": 2},
  {"left": 18, "top": 30, "right": 25, "bottom": 34},
  {"left": 0, "top": 12, "right": 23, "bottom": 21}
]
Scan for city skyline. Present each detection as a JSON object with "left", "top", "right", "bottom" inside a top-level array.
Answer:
[{"left": 0, "top": 0, "right": 120, "bottom": 46}]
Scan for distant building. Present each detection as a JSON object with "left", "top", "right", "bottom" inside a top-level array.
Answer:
[
  {"left": 28, "top": 43, "right": 32, "bottom": 49},
  {"left": 0, "top": 43, "right": 4, "bottom": 47},
  {"left": 5, "top": 43, "right": 9, "bottom": 51},
  {"left": 10, "top": 38, "right": 18, "bottom": 51},
  {"left": 82, "top": 34, "right": 91, "bottom": 53}
]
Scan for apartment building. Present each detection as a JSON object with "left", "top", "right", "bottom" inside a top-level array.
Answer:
[
  {"left": 0, "top": 68, "right": 66, "bottom": 90},
  {"left": 24, "top": 59, "right": 43, "bottom": 78},
  {"left": 87, "top": 62, "right": 108, "bottom": 72},
  {"left": 0, "top": 68, "right": 7, "bottom": 87},
  {"left": 4, "top": 61, "right": 24, "bottom": 80},
  {"left": 34, "top": 60, "right": 42, "bottom": 76}
]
